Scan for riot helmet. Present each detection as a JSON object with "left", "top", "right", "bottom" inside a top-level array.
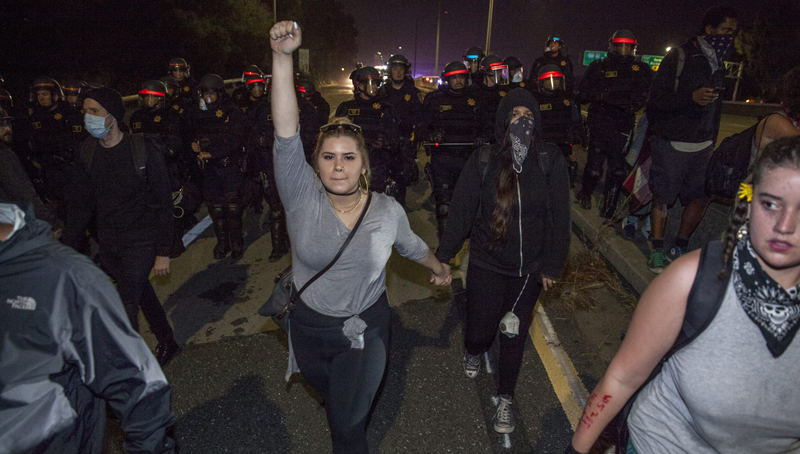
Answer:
[
  {"left": 160, "top": 76, "right": 180, "bottom": 98},
  {"left": 463, "top": 47, "right": 485, "bottom": 75},
  {"left": 297, "top": 79, "right": 316, "bottom": 97},
  {"left": 139, "top": 80, "right": 167, "bottom": 109},
  {"left": 545, "top": 35, "right": 563, "bottom": 54},
  {"left": 199, "top": 74, "right": 225, "bottom": 106},
  {"left": 609, "top": 30, "right": 637, "bottom": 56},
  {"left": 245, "top": 74, "right": 266, "bottom": 99},
  {"left": 169, "top": 57, "right": 191, "bottom": 81},
  {"left": 62, "top": 79, "right": 88, "bottom": 108},
  {"left": 30, "top": 77, "right": 63, "bottom": 108},
  {"left": 0, "top": 89, "right": 13, "bottom": 111},
  {"left": 387, "top": 54, "right": 411, "bottom": 83},
  {"left": 537, "top": 64, "right": 565, "bottom": 95},
  {"left": 353, "top": 66, "right": 381, "bottom": 99},
  {"left": 479, "top": 55, "right": 509, "bottom": 87},
  {"left": 504, "top": 56, "right": 524, "bottom": 83},
  {"left": 241, "top": 64, "right": 263, "bottom": 83},
  {"left": 442, "top": 61, "right": 469, "bottom": 93}
]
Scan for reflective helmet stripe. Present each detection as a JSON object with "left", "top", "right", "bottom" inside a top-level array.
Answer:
[
  {"left": 489, "top": 63, "right": 508, "bottom": 70},
  {"left": 443, "top": 69, "right": 469, "bottom": 77},
  {"left": 612, "top": 37, "right": 636, "bottom": 44},
  {"left": 538, "top": 71, "right": 564, "bottom": 80},
  {"left": 139, "top": 89, "right": 166, "bottom": 96},
  {"left": 297, "top": 86, "right": 307, "bottom": 93},
  {"left": 246, "top": 78, "right": 266, "bottom": 85}
]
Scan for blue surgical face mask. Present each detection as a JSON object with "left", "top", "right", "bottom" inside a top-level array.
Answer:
[
  {"left": 84, "top": 113, "right": 113, "bottom": 139},
  {"left": 512, "top": 72, "right": 523, "bottom": 83}
]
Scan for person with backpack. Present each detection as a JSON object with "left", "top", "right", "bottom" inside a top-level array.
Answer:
[
  {"left": 64, "top": 87, "right": 181, "bottom": 368},
  {"left": 566, "top": 135, "right": 800, "bottom": 453},
  {"left": 645, "top": 5, "right": 738, "bottom": 273},
  {"left": 750, "top": 66, "right": 800, "bottom": 163},
  {"left": 435, "top": 88, "right": 571, "bottom": 434}
]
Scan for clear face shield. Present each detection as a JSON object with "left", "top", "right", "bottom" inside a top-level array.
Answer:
[
  {"left": 170, "top": 65, "right": 189, "bottom": 81},
  {"left": 464, "top": 57, "right": 481, "bottom": 74},
  {"left": 64, "top": 90, "right": 80, "bottom": 107},
  {"left": 610, "top": 38, "right": 637, "bottom": 56},
  {"left": 491, "top": 65, "right": 510, "bottom": 86},
  {"left": 538, "top": 72, "right": 564, "bottom": 94},
  {"left": 248, "top": 81, "right": 265, "bottom": 99},
  {"left": 360, "top": 78, "right": 379, "bottom": 97},
  {"left": 140, "top": 94, "right": 163, "bottom": 109}
]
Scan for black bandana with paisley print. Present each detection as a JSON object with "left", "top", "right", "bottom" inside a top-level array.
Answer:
[{"left": 732, "top": 234, "right": 800, "bottom": 358}]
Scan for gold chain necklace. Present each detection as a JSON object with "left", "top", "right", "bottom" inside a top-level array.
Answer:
[{"left": 328, "top": 191, "right": 363, "bottom": 214}]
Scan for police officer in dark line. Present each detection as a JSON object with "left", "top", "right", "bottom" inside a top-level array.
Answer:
[
  {"left": 130, "top": 80, "right": 194, "bottom": 258},
  {"left": 190, "top": 74, "right": 246, "bottom": 260},
  {"left": 335, "top": 66, "right": 400, "bottom": 200},
  {"left": 233, "top": 64, "right": 264, "bottom": 112},
  {"left": 574, "top": 30, "right": 653, "bottom": 219},
  {"left": 376, "top": 54, "right": 423, "bottom": 207},
  {"left": 0, "top": 87, "right": 33, "bottom": 173},
  {"left": 27, "top": 77, "right": 84, "bottom": 213},
  {"left": 64, "top": 87, "right": 181, "bottom": 367},
  {"left": 62, "top": 79, "right": 89, "bottom": 112},
  {"left": 298, "top": 77, "right": 330, "bottom": 128},
  {"left": 475, "top": 54, "right": 510, "bottom": 140},
  {"left": 529, "top": 35, "right": 575, "bottom": 95},
  {"left": 504, "top": 56, "right": 527, "bottom": 90},
  {"left": 161, "top": 75, "right": 190, "bottom": 114},
  {"left": 240, "top": 73, "right": 291, "bottom": 262},
  {"left": 463, "top": 46, "right": 486, "bottom": 86},
  {"left": 420, "top": 61, "right": 489, "bottom": 238},
  {"left": 532, "top": 64, "right": 582, "bottom": 187},
  {"left": 168, "top": 57, "right": 197, "bottom": 105},
  {"left": 348, "top": 61, "right": 363, "bottom": 87}
]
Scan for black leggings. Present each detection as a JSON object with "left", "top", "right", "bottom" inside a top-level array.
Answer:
[
  {"left": 465, "top": 265, "right": 542, "bottom": 397},
  {"left": 290, "top": 294, "right": 390, "bottom": 454}
]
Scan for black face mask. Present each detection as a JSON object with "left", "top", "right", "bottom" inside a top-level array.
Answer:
[{"left": 507, "top": 116, "right": 535, "bottom": 173}]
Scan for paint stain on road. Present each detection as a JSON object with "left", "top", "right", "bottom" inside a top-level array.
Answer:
[
  {"left": 198, "top": 282, "right": 240, "bottom": 307},
  {"left": 231, "top": 317, "right": 248, "bottom": 326}
]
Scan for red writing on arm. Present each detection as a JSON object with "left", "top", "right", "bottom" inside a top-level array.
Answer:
[{"left": 577, "top": 393, "right": 613, "bottom": 433}]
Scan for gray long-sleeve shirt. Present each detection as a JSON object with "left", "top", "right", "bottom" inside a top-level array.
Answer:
[{"left": 273, "top": 131, "right": 429, "bottom": 317}]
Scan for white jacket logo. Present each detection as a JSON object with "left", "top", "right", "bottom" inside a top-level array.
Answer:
[{"left": 6, "top": 296, "right": 36, "bottom": 311}]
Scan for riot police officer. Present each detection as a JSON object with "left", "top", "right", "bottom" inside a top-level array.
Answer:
[
  {"left": 62, "top": 80, "right": 88, "bottom": 112},
  {"left": 475, "top": 54, "right": 510, "bottom": 139},
  {"left": 504, "top": 56, "right": 527, "bottom": 90},
  {"left": 297, "top": 77, "right": 330, "bottom": 128},
  {"left": 532, "top": 64, "right": 582, "bottom": 186},
  {"left": 529, "top": 35, "right": 575, "bottom": 95},
  {"left": 189, "top": 74, "right": 246, "bottom": 259},
  {"left": 463, "top": 47, "right": 486, "bottom": 86},
  {"left": 0, "top": 88, "right": 32, "bottom": 174},
  {"left": 376, "top": 54, "right": 423, "bottom": 207},
  {"left": 575, "top": 30, "right": 653, "bottom": 218},
  {"left": 420, "top": 61, "right": 488, "bottom": 238},
  {"left": 233, "top": 65, "right": 264, "bottom": 112},
  {"left": 349, "top": 62, "right": 363, "bottom": 87},
  {"left": 334, "top": 66, "right": 400, "bottom": 200},
  {"left": 130, "top": 80, "right": 191, "bottom": 258},
  {"left": 27, "top": 77, "right": 84, "bottom": 212},
  {"left": 168, "top": 57, "right": 197, "bottom": 106}
]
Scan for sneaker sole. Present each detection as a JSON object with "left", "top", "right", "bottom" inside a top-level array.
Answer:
[
  {"left": 494, "top": 423, "right": 514, "bottom": 434},
  {"left": 464, "top": 368, "right": 479, "bottom": 379},
  {"left": 648, "top": 266, "right": 664, "bottom": 274}
]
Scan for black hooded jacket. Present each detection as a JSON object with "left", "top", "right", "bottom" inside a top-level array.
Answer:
[
  {"left": 435, "top": 89, "right": 571, "bottom": 278},
  {"left": 0, "top": 204, "right": 175, "bottom": 453}
]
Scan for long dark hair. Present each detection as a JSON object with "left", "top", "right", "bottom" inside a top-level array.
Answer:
[{"left": 719, "top": 135, "right": 800, "bottom": 278}]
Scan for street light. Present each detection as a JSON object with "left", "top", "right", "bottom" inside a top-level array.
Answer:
[{"left": 666, "top": 46, "right": 672, "bottom": 53}]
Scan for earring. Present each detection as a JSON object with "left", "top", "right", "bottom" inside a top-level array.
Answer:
[{"left": 736, "top": 221, "right": 748, "bottom": 240}]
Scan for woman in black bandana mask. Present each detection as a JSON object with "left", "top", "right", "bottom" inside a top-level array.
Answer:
[
  {"left": 567, "top": 136, "right": 800, "bottom": 453},
  {"left": 435, "top": 88, "right": 572, "bottom": 434}
]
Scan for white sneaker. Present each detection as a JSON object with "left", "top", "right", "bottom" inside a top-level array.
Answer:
[
  {"left": 494, "top": 395, "right": 515, "bottom": 434},
  {"left": 463, "top": 352, "right": 480, "bottom": 378}
]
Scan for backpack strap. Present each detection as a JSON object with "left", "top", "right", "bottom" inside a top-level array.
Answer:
[
  {"left": 477, "top": 144, "right": 492, "bottom": 183},
  {"left": 79, "top": 137, "right": 98, "bottom": 172},
  {"left": 673, "top": 46, "right": 686, "bottom": 92},
  {"left": 130, "top": 133, "right": 148, "bottom": 180}
]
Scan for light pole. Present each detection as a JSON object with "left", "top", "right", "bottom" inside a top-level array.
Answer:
[
  {"left": 434, "top": 0, "right": 442, "bottom": 76},
  {"left": 485, "top": 0, "right": 495, "bottom": 54}
]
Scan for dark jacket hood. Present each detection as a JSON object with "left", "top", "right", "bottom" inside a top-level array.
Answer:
[{"left": 494, "top": 88, "right": 543, "bottom": 143}]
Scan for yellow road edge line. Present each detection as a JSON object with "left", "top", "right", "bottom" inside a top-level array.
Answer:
[{"left": 530, "top": 301, "right": 587, "bottom": 430}]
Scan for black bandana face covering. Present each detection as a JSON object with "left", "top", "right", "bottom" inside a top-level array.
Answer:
[
  {"left": 732, "top": 235, "right": 800, "bottom": 358},
  {"left": 508, "top": 116, "right": 534, "bottom": 173}
]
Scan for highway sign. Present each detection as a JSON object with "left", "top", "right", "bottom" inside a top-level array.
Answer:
[
  {"left": 583, "top": 50, "right": 608, "bottom": 66},
  {"left": 640, "top": 54, "right": 664, "bottom": 71}
]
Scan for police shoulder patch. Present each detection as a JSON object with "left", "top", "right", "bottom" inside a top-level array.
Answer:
[
  {"left": 54, "top": 113, "right": 62, "bottom": 120},
  {"left": 348, "top": 108, "right": 361, "bottom": 116},
  {"left": 605, "top": 71, "right": 618, "bottom": 78},
  {"left": 404, "top": 94, "right": 411, "bottom": 101},
  {"left": 540, "top": 103, "right": 552, "bottom": 111}
]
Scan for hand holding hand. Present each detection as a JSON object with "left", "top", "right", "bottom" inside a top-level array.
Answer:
[
  {"left": 270, "top": 21, "right": 302, "bottom": 55},
  {"left": 154, "top": 256, "right": 171, "bottom": 276},
  {"left": 430, "top": 262, "right": 452, "bottom": 286},
  {"left": 692, "top": 87, "right": 718, "bottom": 106}
]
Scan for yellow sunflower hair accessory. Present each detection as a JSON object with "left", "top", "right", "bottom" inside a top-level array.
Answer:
[{"left": 737, "top": 182, "right": 753, "bottom": 202}]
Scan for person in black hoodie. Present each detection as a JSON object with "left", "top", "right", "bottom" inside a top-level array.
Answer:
[
  {"left": 435, "top": 88, "right": 571, "bottom": 434},
  {"left": 0, "top": 202, "right": 175, "bottom": 454}
]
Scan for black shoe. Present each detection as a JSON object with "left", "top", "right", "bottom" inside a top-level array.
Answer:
[
  {"left": 576, "top": 191, "right": 591, "bottom": 210},
  {"left": 155, "top": 339, "right": 182, "bottom": 368},
  {"left": 213, "top": 242, "right": 231, "bottom": 259}
]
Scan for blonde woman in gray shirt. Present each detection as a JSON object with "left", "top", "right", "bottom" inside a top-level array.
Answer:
[{"left": 269, "top": 21, "right": 451, "bottom": 454}]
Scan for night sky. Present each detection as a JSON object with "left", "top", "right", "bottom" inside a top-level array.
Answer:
[{"left": 336, "top": 0, "right": 776, "bottom": 79}]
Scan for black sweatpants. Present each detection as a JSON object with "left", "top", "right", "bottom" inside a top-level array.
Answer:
[
  {"left": 290, "top": 293, "right": 391, "bottom": 454},
  {"left": 99, "top": 241, "right": 174, "bottom": 345},
  {"left": 465, "top": 264, "right": 542, "bottom": 397}
]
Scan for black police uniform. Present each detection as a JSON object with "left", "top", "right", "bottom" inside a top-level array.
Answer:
[
  {"left": 304, "top": 90, "right": 331, "bottom": 127},
  {"left": 28, "top": 102, "right": 84, "bottom": 205},
  {"left": 576, "top": 55, "right": 653, "bottom": 215},
  {"left": 420, "top": 85, "right": 488, "bottom": 237},
  {"left": 188, "top": 96, "right": 245, "bottom": 258},
  {"left": 376, "top": 76, "right": 423, "bottom": 206},
  {"left": 334, "top": 97, "right": 400, "bottom": 198},
  {"left": 530, "top": 52, "right": 575, "bottom": 95},
  {"left": 176, "top": 78, "right": 198, "bottom": 108},
  {"left": 474, "top": 83, "right": 509, "bottom": 142},
  {"left": 531, "top": 89, "right": 581, "bottom": 165}
]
